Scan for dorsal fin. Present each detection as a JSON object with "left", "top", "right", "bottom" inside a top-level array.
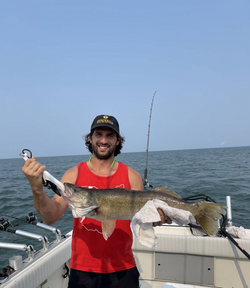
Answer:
[{"left": 150, "top": 186, "right": 182, "bottom": 199}]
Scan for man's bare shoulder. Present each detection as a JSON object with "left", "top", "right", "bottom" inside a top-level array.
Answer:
[
  {"left": 128, "top": 166, "right": 143, "bottom": 191},
  {"left": 61, "top": 165, "right": 78, "bottom": 184}
]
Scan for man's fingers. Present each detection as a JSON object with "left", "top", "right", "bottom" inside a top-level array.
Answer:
[
  {"left": 22, "top": 157, "right": 46, "bottom": 178},
  {"left": 165, "top": 216, "right": 172, "bottom": 224},
  {"left": 153, "top": 208, "right": 172, "bottom": 226}
]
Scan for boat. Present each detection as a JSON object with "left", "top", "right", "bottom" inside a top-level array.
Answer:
[
  {"left": 1, "top": 200, "right": 250, "bottom": 288},
  {"left": 1, "top": 113, "right": 249, "bottom": 287}
]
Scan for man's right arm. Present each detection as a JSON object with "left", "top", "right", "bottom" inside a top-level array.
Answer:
[{"left": 22, "top": 157, "right": 77, "bottom": 225}]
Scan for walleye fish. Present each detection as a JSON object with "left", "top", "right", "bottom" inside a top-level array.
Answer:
[{"left": 62, "top": 183, "right": 226, "bottom": 240}]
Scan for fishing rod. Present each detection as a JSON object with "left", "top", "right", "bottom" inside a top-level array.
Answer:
[
  {"left": 220, "top": 227, "right": 250, "bottom": 260},
  {"left": 1, "top": 213, "right": 62, "bottom": 242},
  {"left": 143, "top": 91, "right": 157, "bottom": 190},
  {"left": 219, "top": 215, "right": 250, "bottom": 260},
  {"left": 2, "top": 212, "right": 40, "bottom": 225},
  {"left": 0, "top": 218, "right": 49, "bottom": 251}
]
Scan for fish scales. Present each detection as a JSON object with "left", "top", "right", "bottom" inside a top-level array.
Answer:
[
  {"left": 94, "top": 190, "right": 165, "bottom": 219},
  {"left": 93, "top": 189, "right": 185, "bottom": 219}
]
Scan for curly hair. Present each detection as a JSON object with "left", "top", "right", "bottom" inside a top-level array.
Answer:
[{"left": 85, "top": 132, "right": 125, "bottom": 156}]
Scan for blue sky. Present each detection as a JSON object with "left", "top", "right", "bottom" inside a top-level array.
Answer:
[{"left": 1, "top": 1, "right": 250, "bottom": 159}]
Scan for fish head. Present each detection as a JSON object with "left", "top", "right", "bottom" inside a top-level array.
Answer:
[
  {"left": 63, "top": 183, "right": 99, "bottom": 218},
  {"left": 63, "top": 183, "right": 92, "bottom": 206}
]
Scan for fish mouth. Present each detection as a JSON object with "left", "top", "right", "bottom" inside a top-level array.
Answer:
[{"left": 63, "top": 183, "right": 73, "bottom": 199}]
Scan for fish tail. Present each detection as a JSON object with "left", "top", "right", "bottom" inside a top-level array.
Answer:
[{"left": 193, "top": 202, "right": 226, "bottom": 236}]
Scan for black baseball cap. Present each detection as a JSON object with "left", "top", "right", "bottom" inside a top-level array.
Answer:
[{"left": 90, "top": 115, "right": 120, "bottom": 135}]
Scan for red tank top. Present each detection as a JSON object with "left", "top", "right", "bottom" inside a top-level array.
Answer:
[{"left": 70, "top": 161, "right": 136, "bottom": 273}]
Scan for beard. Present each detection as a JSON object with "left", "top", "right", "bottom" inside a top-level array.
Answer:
[{"left": 92, "top": 143, "right": 116, "bottom": 160}]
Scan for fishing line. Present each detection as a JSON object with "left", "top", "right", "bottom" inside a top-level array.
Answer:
[{"left": 1, "top": 213, "right": 39, "bottom": 225}]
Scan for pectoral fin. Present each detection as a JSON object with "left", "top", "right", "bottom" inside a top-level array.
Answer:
[
  {"left": 72, "top": 205, "right": 98, "bottom": 218},
  {"left": 102, "top": 219, "right": 116, "bottom": 240}
]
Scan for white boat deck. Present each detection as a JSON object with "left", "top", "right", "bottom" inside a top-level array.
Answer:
[{"left": 132, "top": 225, "right": 250, "bottom": 288}]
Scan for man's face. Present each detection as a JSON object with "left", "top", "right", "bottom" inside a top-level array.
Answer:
[{"left": 90, "top": 127, "right": 120, "bottom": 160}]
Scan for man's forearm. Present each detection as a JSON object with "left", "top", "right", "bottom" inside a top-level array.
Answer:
[{"left": 32, "top": 188, "right": 62, "bottom": 225}]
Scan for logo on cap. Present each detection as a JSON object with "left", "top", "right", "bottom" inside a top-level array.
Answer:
[
  {"left": 91, "top": 114, "right": 119, "bottom": 135},
  {"left": 97, "top": 115, "right": 114, "bottom": 125}
]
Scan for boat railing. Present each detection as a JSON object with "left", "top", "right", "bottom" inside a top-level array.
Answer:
[
  {"left": 13, "top": 230, "right": 49, "bottom": 252},
  {"left": 35, "top": 222, "right": 61, "bottom": 242},
  {"left": 0, "top": 242, "right": 35, "bottom": 262}
]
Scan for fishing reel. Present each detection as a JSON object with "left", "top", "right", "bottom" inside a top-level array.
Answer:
[
  {"left": 0, "top": 266, "right": 15, "bottom": 283},
  {"left": 0, "top": 218, "right": 18, "bottom": 231},
  {"left": 0, "top": 218, "right": 11, "bottom": 231},
  {"left": 25, "top": 213, "right": 37, "bottom": 224}
]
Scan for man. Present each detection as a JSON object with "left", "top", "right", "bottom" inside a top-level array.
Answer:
[{"left": 22, "top": 115, "right": 169, "bottom": 288}]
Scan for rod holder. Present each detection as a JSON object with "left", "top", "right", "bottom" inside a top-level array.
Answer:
[
  {"left": 226, "top": 196, "right": 232, "bottom": 227},
  {"left": 36, "top": 222, "right": 61, "bottom": 242},
  {"left": 0, "top": 242, "right": 35, "bottom": 262},
  {"left": 15, "top": 230, "right": 49, "bottom": 251}
]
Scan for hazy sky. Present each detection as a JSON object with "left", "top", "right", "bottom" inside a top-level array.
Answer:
[{"left": 1, "top": 1, "right": 250, "bottom": 159}]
